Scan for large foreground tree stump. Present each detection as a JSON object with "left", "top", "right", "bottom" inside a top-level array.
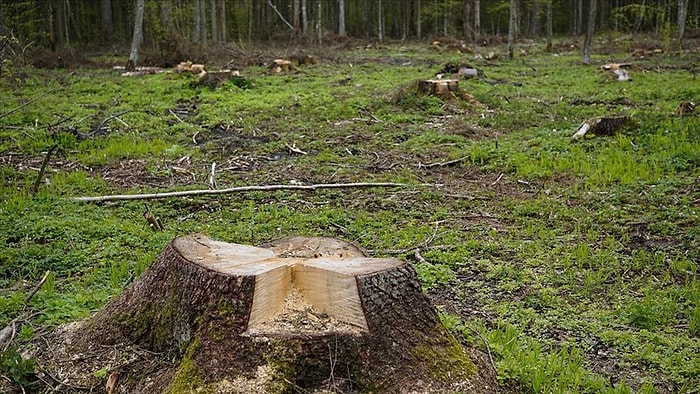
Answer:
[{"left": 30, "top": 235, "right": 497, "bottom": 393}]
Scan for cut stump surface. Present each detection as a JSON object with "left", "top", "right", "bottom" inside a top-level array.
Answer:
[{"left": 30, "top": 235, "right": 498, "bottom": 393}]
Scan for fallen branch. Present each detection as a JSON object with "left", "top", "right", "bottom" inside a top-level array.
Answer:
[
  {"left": 24, "top": 270, "right": 51, "bottom": 303},
  {"left": 67, "top": 182, "right": 415, "bottom": 203}
]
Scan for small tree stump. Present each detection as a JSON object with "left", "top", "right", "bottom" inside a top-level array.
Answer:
[
  {"left": 31, "top": 235, "right": 496, "bottom": 393},
  {"left": 417, "top": 79, "right": 461, "bottom": 101}
]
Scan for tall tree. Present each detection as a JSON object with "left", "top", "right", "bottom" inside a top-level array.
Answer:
[
  {"left": 338, "top": 0, "right": 346, "bottom": 37},
  {"left": 128, "top": 0, "right": 145, "bottom": 69},
  {"left": 508, "top": 0, "right": 516, "bottom": 58},
  {"left": 199, "top": 0, "right": 207, "bottom": 44},
  {"left": 101, "top": 0, "right": 112, "bottom": 43},
  {"left": 583, "top": 0, "right": 596, "bottom": 64}
]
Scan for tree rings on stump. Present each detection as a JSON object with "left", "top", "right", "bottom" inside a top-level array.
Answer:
[{"left": 29, "top": 234, "right": 498, "bottom": 393}]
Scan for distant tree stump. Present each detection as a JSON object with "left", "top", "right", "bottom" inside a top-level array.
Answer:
[
  {"left": 31, "top": 235, "right": 496, "bottom": 393},
  {"left": 417, "top": 79, "right": 461, "bottom": 101}
]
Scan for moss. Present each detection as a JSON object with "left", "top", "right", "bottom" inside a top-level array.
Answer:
[
  {"left": 412, "top": 327, "right": 477, "bottom": 381},
  {"left": 167, "top": 338, "right": 211, "bottom": 394}
]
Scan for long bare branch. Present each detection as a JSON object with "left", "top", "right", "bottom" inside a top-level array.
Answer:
[{"left": 67, "top": 182, "right": 418, "bottom": 203}]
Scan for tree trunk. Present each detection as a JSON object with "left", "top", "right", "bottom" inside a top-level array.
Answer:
[
  {"left": 32, "top": 235, "right": 494, "bottom": 393},
  {"left": 301, "top": 0, "right": 308, "bottom": 36},
  {"left": 199, "top": 0, "right": 207, "bottom": 44},
  {"left": 508, "top": 0, "right": 516, "bottom": 58},
  {"left": 583, "top": 0, "right": 596, "bottom": 64},
  {"left": 474, "top": 0, "right": 480, "bottom": 39},
  {"left": 338, "top": 0, "right": 346, "bottom": 37},
  {"left": 217, "top": 0, "right": 226, "bottom": 43},
  {"left": 293, "top": 0, "right": 301, "bottom": 38},
  {"left": 678, "top": 0, "right": 688, "bottom": 48},
  {"left": 210, "top": 0, "right": 217, "bottom": 43},
  {"left": 546, "top": 0, "right": 553, "bottom": 51},
  {"left": 378, "top": 0, "right": 383, "bottom": 42},
  {"left": 160, "top": 0, "right": 173, "bottom": 36},
  {"left": 101, "top": 0, "right": 112, "bottom": 43},
  {"left": 127, "top": 0, "right": 145, "bottom": 69},
  {"left": 531, "top": 0, "right": 540, "bottom": 36},
  {"left": 416, "top": 0, "right": 422, "bottom": 39},
  {"left": 193, "top": 0, "right": 201, "bottom": 42},
  {"left": 315, "top": 0, "right": 322, "bottom": 44}
]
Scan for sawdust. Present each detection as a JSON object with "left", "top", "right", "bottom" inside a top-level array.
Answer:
[{"left": 245, "top": 287, "right": 364, "bottom": 336}]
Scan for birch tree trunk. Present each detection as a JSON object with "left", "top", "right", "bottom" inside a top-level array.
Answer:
[
  {"left": 128, "top": 0, "right": 144, "bottom": 68},
  {"left": 583, "top": 0, "right": 597, "bottom": 64},
  {"left": 338, "top": 0, "right": 346, "bottom": 37},
  {"left": 508, "top": 0, "right": 516, "bottom": 58}
]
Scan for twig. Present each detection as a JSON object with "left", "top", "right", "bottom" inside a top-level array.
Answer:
[
  {"left": 413, "top": 248, "right": 428, "bottom": 264},
  {"left": 24, "top": 270, "right": 51, "bottom": 303},
  {"left": 464, "top": 325, "right": 497, "bottom": 374},
  {"left": 67, "top": 182, "right": 418, "bottom": 203},
  {"left": 0, "top": 88, "right": 58, "bottom": 119},
  {"left": 192, "top": 129, "right": 200, "bottom": 144},
  {"left": 420, "top": 155, "right": 470, "bottom": 169},
  {"left": 489, "top": 173, "right": 504, "bottom": 186},
  {"left": 168, "top": 109, "right": 184, "bottom": 123},
  {"left": 285, "top": 142, "right": 308, "bottom": 155},
  {"left": 30, "top": 145, "right": 57, "bottom": 196}
]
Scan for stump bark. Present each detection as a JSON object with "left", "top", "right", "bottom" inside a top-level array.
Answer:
[{"left": 31, "top": 235, "right": 497, "bottom": 393}]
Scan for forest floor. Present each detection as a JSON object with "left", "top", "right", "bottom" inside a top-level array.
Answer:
[{"left": 1, "top": 33, "right": 699, "bottom": 393}]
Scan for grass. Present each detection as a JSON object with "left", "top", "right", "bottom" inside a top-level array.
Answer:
[{"left": 1, "top": 37, "right": 699, "bottom": 392}]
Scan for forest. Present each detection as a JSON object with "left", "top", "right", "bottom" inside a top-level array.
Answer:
[{"left": 0, "top": 0, "right": 699, "bottom": 55}]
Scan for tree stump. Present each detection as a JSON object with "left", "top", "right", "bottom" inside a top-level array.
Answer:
[
  {"left": 31, "top": 235, "right": 496, "bottom": 393},
  {"left": 28, "top": 235, "right": 497, "bottom": 394},
  {"left": 416, "top": 79, "right": 461, "bottom": 101}
]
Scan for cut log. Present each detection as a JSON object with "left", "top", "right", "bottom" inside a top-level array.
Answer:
[
  {"left": 269, "top": 59, "right": 297, "bottom": 73},
  {"left": 30, "top": 235, "right": 497, "bottom": 393}
]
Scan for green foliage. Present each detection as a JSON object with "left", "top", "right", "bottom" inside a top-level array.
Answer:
[{"left": 0, "top": 347, "right": 36, "bottom": 387}]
